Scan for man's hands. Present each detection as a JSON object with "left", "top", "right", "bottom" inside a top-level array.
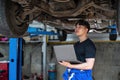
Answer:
[
  {"left": 58, "top": 58, "right": 95, "bottom": 70},
  {"left": 58, "top": 61, "right": 72, "bottom": 68}
]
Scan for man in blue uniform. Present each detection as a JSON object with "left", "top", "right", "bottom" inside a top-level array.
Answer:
[{"left": 59, "top": 20, "right": 96, "bottom": 80}]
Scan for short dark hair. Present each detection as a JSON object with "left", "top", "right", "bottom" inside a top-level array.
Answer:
[{"left": 75, "top": 20, "right": 90, "bottom": 32}]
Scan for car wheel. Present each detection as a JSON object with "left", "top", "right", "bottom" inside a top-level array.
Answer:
[
  {"left": 0, "top": 0, "right": 28, "bottom": 37},
  {"left": 109, "top": 34, "right": 117, "bottom": 41},
  {"left": 57, "top": 30, "right": 67, "bottom": 41}
]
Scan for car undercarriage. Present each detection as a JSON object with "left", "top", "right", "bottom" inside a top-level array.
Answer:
[{"left": 0, "top": 0, "right": 119, "bottom": 40}]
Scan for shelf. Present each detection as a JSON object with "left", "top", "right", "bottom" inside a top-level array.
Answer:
[
  {"left": 48, "top": 41, "right": 75, "bottom": 45},
  {"left": 0, "top": 41, "right": 9, "bottom": 44}
]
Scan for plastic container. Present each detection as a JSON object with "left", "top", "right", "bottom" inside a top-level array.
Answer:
[{"left": 48, "top": 63, "right": 56, "bottom": 80}]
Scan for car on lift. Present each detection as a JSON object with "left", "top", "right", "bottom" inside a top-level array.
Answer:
[{"left": 0, "top": 0, "right": 119, "bottom": 41}]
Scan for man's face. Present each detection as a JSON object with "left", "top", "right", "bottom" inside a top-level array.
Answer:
[{"left": 74, "top": 24, "right": 88, "bottom": 37}]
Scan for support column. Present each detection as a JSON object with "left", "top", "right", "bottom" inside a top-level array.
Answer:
[
  {"left": 42, "top": 23, "right": 48, "bottom": 80},
  {"left": 9, "top": 38, "right": 23, "bottom": 80}
]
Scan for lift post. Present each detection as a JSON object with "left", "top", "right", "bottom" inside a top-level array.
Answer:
[{"left": 9, "top": 38, "right": 23, "bottom": 80}]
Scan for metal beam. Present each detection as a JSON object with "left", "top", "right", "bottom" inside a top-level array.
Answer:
[{"left": 42, "top": 23, "right": 48, "bottom": 80}]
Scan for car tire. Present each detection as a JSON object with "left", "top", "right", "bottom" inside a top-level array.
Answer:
[
  {"left": 109, "top": 34, "right": 117, "bottom": 41},
  {"left": 0, "top": 0, "right": 28, "bottom": 37},
  {"left": 57, "top": 30, "right": 67, "bottom": 41}
]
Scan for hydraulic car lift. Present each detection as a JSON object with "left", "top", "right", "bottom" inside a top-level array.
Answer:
[{"left": 9, "top": 25, "right": 58, "bottom": 80}]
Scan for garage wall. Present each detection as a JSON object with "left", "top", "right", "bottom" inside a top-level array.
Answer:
[
  {"left": 93, "top": 42, "right": 120, "bottom": 80},
  {"left": 23, "top": 42, "right": 44, "bottom": 76},
  {"left": 0, "top": 41, "right": 120, "bottom": 80},
  {"left": 0, "top": 42, "right": 9, "bottom": 61},
  {"left": 22, "top": 42, "right": 56, "bottom": 76}
]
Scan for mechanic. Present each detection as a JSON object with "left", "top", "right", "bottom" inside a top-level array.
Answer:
[{"left": 59, "top": 20, "right": 96, "bottom": 80}]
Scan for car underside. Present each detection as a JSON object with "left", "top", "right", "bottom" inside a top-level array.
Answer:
[{"left": 0, "top": 0, "right": 119, "bottom": 39}]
